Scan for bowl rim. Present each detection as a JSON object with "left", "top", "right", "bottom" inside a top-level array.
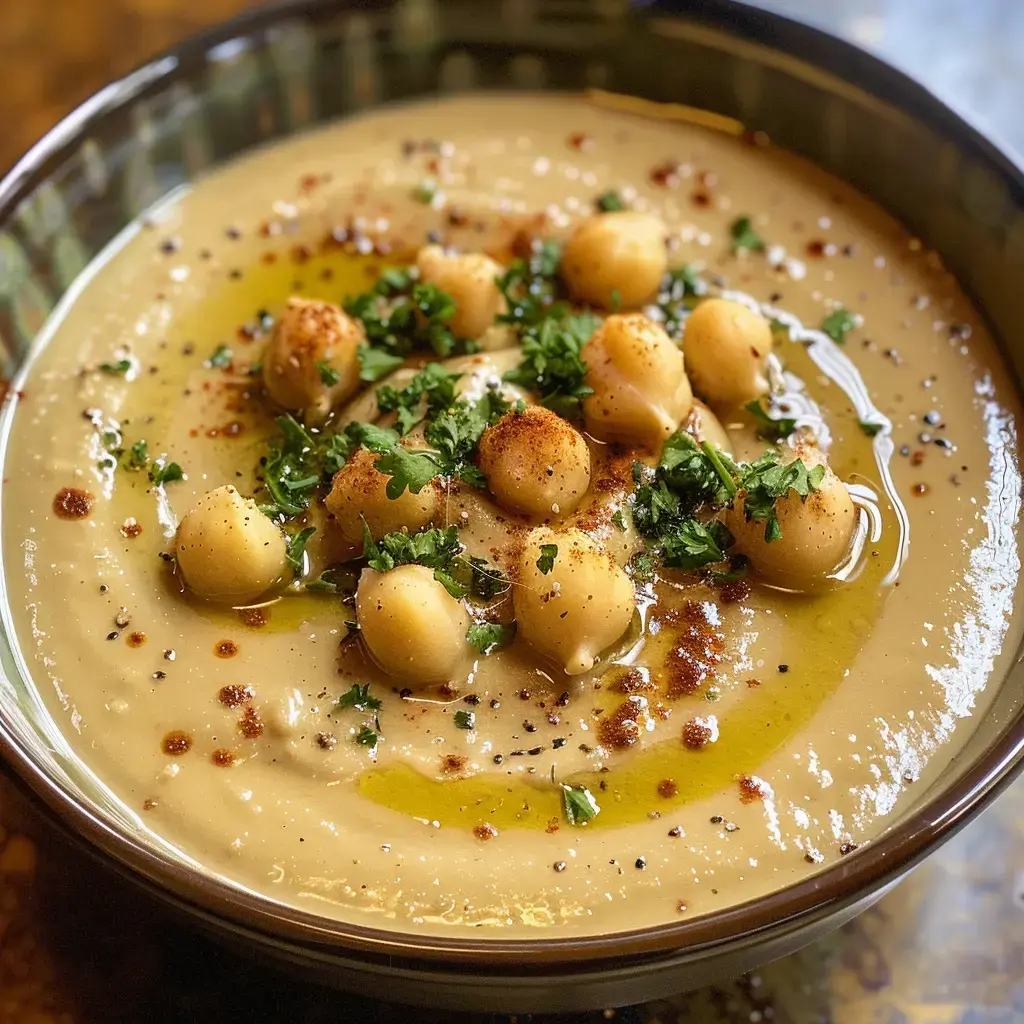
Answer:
[{"left": 2, "top": 0, "right": 1024, "bottom": 967}]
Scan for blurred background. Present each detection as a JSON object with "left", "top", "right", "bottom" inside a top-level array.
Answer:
[{"left": 1, "top": 1, "right": 1023, "bottom": 1022}]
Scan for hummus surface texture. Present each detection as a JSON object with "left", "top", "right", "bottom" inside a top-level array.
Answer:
[{"left": 2, "top": 94, "right": 1021, "bottom": 938}]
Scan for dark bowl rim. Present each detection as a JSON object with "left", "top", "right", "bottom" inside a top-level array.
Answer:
[{"left": 1, "top": 0, "right": 1024, "bottom": 967}]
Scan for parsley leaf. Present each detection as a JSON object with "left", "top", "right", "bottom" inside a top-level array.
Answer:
[
  {"left": 316, "top": 361, "right": 341, "bottom": 386},
  {"left": 413, "top": 178, "right": 438, "bottom": 204},
  {"left": 821, "top": 307, "right": 856, "bottom": 344},
  {"left": 562, "top": 784, "right": 600, "bottom": 825},
  {"left": 338, "top": 683, "right": 383, "bottom": 713},
  {"left": 125, "top": 439, "right": 149, "bottom": 471},
  {"left": 466, "top": 621, "right": 516, "bottom": 655},
  {"left": 260, "top": 415, "right": 322, "bottom": 516},
  {"left": 504, "top": 313, "right": 598, "bottom": 418},
  {"left": 658, "top": 265, "right": 705, "bottom": 337},
  {"left": 424, "top": 388, "right": 511, "bottom": 485},
  {"left": 98, "top": 358, "right": 132, "bottom": 375},
  {"left": 595, "top": 189, "right": 626, "bottom": 212},
  {"left": 357, "top": 344, "right": 405, "bottom": 382},
  {"left": 453, "top": 709, "right": 476, "bottom": 730},
  {"left": 363, "top": 523, "right": 468, "bottom": 598},
  {"left": 730, "top": 215, "right": 765, "bottom": 253},
  {"left": 745, "top": 398, "right": 797, "bottom": 441},
  {"left": 377, "top": 363, "right": 461, "bottom": 435},
  {"left": 738, "top": 450, "right": 826, "bottom": 542},
  {"left": 611, "top": 508, "right": 627, "bottom": 530},
  {"left": 467, "top": 556, "right": 510, "bottom": 599},
  {"left": 149, "top": 460, "right": 183, "bottom": 486},
  {"left": 661, "top": 518, "right": 732, "bottom": 571},
  {"left": 859, "top": 420, "right": 883, "bottom": 437},
  {"left": 355, "top": 726, "right": 380, "bottom": 747},
  {"left": 207, "top": 345, "right": 233, "bottom": 369},
  {"left": 536, "top": 544, "right": 558, "bottom": 574},
  {"left": 285, "top": 526, "right": 316, "bottom": 576},
  {"left": 342, "top": 420, "right": 441, "bottom": 499},
  {"left": 495, "top": 240, "right": 564, "bottom": 327},
  {"left": 658, "top": 433, "right": 739, "bottom": 508}
]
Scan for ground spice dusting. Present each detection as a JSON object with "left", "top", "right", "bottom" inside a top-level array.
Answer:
[
  {"left": 120, "top": 517, "right": 143, "bottom": 538},
  {"left": 664, "top": 606, "right": 725, "bottom": 698},
  {"left": 597, "top": 696, "right": 648, "bottom": 750},
  {"left": 142, "top": 798, "right": 158, "bottom": 811},
  {"left": 682, "top": 718, "right": 714, "bottom": 750},
  {"left": 738, "top": 776, "right": 766, "bottom": 803},
  {"left": 238, "top": 706, "right": 264, "bottom": 739},
  {"left": 440, "top": 754, "right": 467, "bottom": 775},
  {"left": 657, "top": 779, "right": 678, "bottom": 799},
  {"left": 211, "top": 749, "right": 236, "bottom": 767},
  {"left": 473, "top": 823, "right": 498, "bottom": 841},
  {"left": 126, "top": 631, "right": 147, "bottom": 648},
  {"left": 239, "top": 606, "right": 269, "bottom": 628},
  {"left": 52, "top": 486, "right": 94, "bottom": 520},
  {"left": 218, "top": 684, "right": 253, "bottom": 708},
  {"left": 161, "top": 731, "right": 192, "bottom": 756},
  {"left": 214, "top": 639, "right": 239, "bottom": 658}
]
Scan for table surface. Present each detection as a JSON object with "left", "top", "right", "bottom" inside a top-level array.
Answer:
[{"left": 1, "top": 2, "right": 1024, "bottom": 1022}]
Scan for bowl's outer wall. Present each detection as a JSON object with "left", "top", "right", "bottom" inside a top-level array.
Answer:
[{"left": 1, "top": 0, "right": 1023, "bottom": 1012}]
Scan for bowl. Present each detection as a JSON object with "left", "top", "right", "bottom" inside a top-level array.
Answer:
[{"left": 1, "top": 0, "right": 1023, "bottom": 1013}]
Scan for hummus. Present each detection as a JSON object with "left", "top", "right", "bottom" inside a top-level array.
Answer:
[{"left": 2, "top": 94, "right": 1020, "bottom": 938}]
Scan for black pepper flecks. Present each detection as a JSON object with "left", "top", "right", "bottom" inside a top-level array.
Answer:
[
  {"left": 778, "top": 664, "right": 789, "bottom": 674},
  {"left": 635, "top": 857, "right": 646, "bottom": 870}
]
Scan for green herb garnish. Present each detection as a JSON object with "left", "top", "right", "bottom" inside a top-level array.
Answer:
[
  {"left": 149, "top": 460, "right": 183, "bottom": 486},
  {"left": 285, "top": 526, "right": 316, "bottom": 576},
  {"left": 357, "top": 344, "right": 405, "bottom": 382},
  {"left": 660, "top": 518, "right": 732, "bottom": 571},
  {"left": 413, "top": 179, "right": 438, "bottom": 204},
  {"left": 595, "top": 190, "right": 626, "bottom": 212},
  {"left": 745, "top": 398, "right": 797, "bottom": 442},
  {"left": 494, "top": 240, "right": 563, "bottom": 327},
  {"left": 363, "top": 523, "right": 468, "bottom": 598},
  {"left": 562, "top": 784, "right": 600, "bottom": 825},
  {"left": 729, "top": 215, "right": 765, "bottom": 253},
  {"left": 207, "top": 345, "right": 233, "bottom": 369},
  {"left": 737, "top": 450, "right": 826, "bottom": 543},
  {"left": 355, "top": 726, "right": 380, "bottom": 747},
  {"left": 423, "top": 388, "right": 511, "bottom": 487},
  {"left": 821, "top": 307, "right": 856, "bottom": 344},
  {"left": 377, "top": 363, "right": 461, "bottom": 435},
  {"left": 316, "top": 361, "right": 341, "bottom": 386},
  {"left": 98, "top": 358, "right": 132, "bottom": 376},
  {"left": 126, "top": 439, "right": 149, "bottom": 471},
  {"left": 453, "top": 709, "right": 476, "bottom": 730},
  {"left": 466, "top": 621, "right": 516, "bottom": 655},
  {"left": 338, "top": 683, "right": 383, "bottom": 713},
  {"left": 859, "top": 420, "right": 883, "bottom": 437},
  {"left": 536, "top": 544, "right": 558, "bottom": 574}
]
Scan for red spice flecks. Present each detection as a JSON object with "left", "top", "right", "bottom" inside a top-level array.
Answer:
[
  {"left": 211, "top": 748, "right": 237, "bottom": 767},
  {"left": 649, "top": 161, "right": 682, "bottom": 188},
  {"left": 691, "top": 189, "right": 712, "bottom": 208},
  {"left": 239, "top": 607, "right": 269, "bottom": 629},
  {"left": 300, "top": 173, "right": 320, "bottom": 192},
  {"left": 738, "top": 775, "right": 767, "bottom": 803},
  {"left": 214, "top": 639, "right": 239, "bottom": 659},
  {"left": 682, "top": 718, "right": 714, "bottom": 750},
  {"left": 545, "top": 817, "right": 560, "bottom": 834},
  {"left": 597, "top": 696, "right": 649, "bottom": 750},
  {"left": 218, "top": 684, "right": 253, "bottom": 708},
  {"left": 161, "top": 731, "right": 192, "bottom": 756},
  {"left": 142, "top": 798, "right": 158, "bottom": 812},
  {"left": 473, "top": 823, "right": 499, "bottom": 841},
  {"left": 120, "top": 517, "right": 143, "bottom": 539},
  {"left": 126, "top": 631, "right": 147, "bottom": 648},
  {"left": 239, "top": 705, "right": 264, "bottom": 739},
  {"left": 719, "top": 578, "right": 751, "bottom": 605},
  {"left": 440, "top": 754, "right": 467, "bottom": 775},
  {"left": 53, "top": 487, "right": 94, "bottom": 520},
  {"left": 657, "top": 779, "right": 678, "bottom": 799},
  {"left": 615, "top": 667, "right": 656, "bottom": 694},
  {"left": 663, "top": 603, "right": 725, "bottom": 698},
  {"left": 747, "top": 678, "right": 762, "bottom": 688},
  {"left": 567, "top": 132, "right": 594, "bottom": 152}
]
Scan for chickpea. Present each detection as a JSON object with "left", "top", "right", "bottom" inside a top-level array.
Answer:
[
  {"left": 416, "top": 245, "right": 507, "bottom": 340},
  {"left": 684, "top": 398, "right": 733, "bottom": 455},
  {"left": 262, "top": 298, "right": 363, "bottom": 422},
  {"left": 514, "top": 527, "right": 635, "bottom": 675},
  {"left": 326, "top": 448, "right": 439, "bottom": 544},
  {"left": 582, "top": 313, "right": 693, "bottom": 451},
  {"left": 356, "top": 565, "right": 471, "bottom": 686},
  {"left": 725, "top": 448, "right": 856, "bottom": 588},
  {"left": 477, "top": 406, "right": 591, "bottom": 518},
  {"left": 683, "top": 298, "right": 773, "bottom": 410},
  {"left": 561, "top": 212, "right": 667, "bottom": 309},
  {"left": 175, "top": 485, "right": 287, "bottom": 604}
]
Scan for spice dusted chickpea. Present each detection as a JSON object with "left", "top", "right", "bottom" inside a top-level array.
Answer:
[
  {"left": 326, "top": 447, "right": 439, "bottom": 543},
  {"left": 477, "top": 406, "right": 591, "bottom": 518},
  {"left": 175, "top": 485, "right": 288, "bottom": 604},
  {"left": 514, "top": 527, "right": 635, "bottom": 675},
  {"left": 582, "top": 313, "right": 693, "bottom": 451},
  {"left": 561, "top": 212, "right": 667, "bottom": 309},
  {"left": 416, "top": 245, "right": 507, "bottom": 340},
  {"left": 683, "top": 298, "right": 773, "bottom": 410},
  {"left": 262, "top": 297, "right": 363, "bottom": 422},
  {"left": 725, "top": 447, "right": 856, "bottom": 589},
  {"left": 356, "top": 565, "right": 472, "bottom": 686}
]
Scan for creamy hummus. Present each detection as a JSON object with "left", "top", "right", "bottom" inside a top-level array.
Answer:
[{"left": 2, "top": 94, "right": 1020, "bottom": 938}]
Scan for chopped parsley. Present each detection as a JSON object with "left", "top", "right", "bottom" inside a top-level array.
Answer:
[
  {"left": 595, "top": 189, "right": 626, "bottom": 212},
  {"left": 453, "top": 709, "right": 476, "bottom": 730},
  {"left": 98, "top": 358, "right": 132, "bottom": 376},
  {"left": 413, "top": 178, "right": 438, "bottom": 204},
  {"left": 611, "top": 508, "right": 628, "bottom": 531},
  {"left": 738, "top": 450, "right": 826, "bottom": 542},
  {"left": 729, "top": 215, "right": 765, "bottom": 253},
  {"left": 149, "top": 460, "right": 184, "bottom": 486},
  {"left": 423, "top": 388, "right": 512, "bottom": 487},
  {"left": 316, "top": 361, "right": 341, "bottom": 386},
  {"left": 357, "top": 344, "right": 405, "bottom": 382},
  {"left": 657, "top": 433, "right": 739, "bottom": 508},
  {"left": 284, "top": 526, "right": 316, "bottom": 576},
  {"left": 859, "top": 420, "right": 884, "bottom": 437},
  {"left": 660, "top": 518, "right": 732, "bottom": 571},
  {"left": 355, "top": 726, "right": 380, "bottom": 747},
  {"left": 125, "top": 439, "right": 149, "bottom": 471},
  {"left": 562, "top": 784, "right": 600, "bottom": 825},
  {"left": 338, "top": 683, "right": 383, "bottom": 713},
  {"left": 494, "top": 239, "right": 564, "bottom": 327},
  {"left": 821, "top": 307, "right": 856, "bottom": 344},
  {"left": 536, "top": 544, "right": 558, "bottom": 574},
  {"left": 504, "top": 312, "right": 598, "bottom": 419},
  {"left": 466, "top": 555, "right": 511, "bottom": 600},
  {"left": 377, "top": 363, "right": 461, "bottom": 435},
  {"left": 259, "top": 415, "right": 323, "bottom": 517},
  {"left": 466, "top": 621, "right": 516, "bottom": 654},
  {"left": 363, "top": 523, "right": 467, "bottom": 598},
  {"left": 657, "top": 265, "right": 705, "bottom": 337},
  {"left": 207, "top": 345, "right": 233, "bottom": 369},
  {"left": 745, "top": 398, "right": 797, "bottom": 441}
]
